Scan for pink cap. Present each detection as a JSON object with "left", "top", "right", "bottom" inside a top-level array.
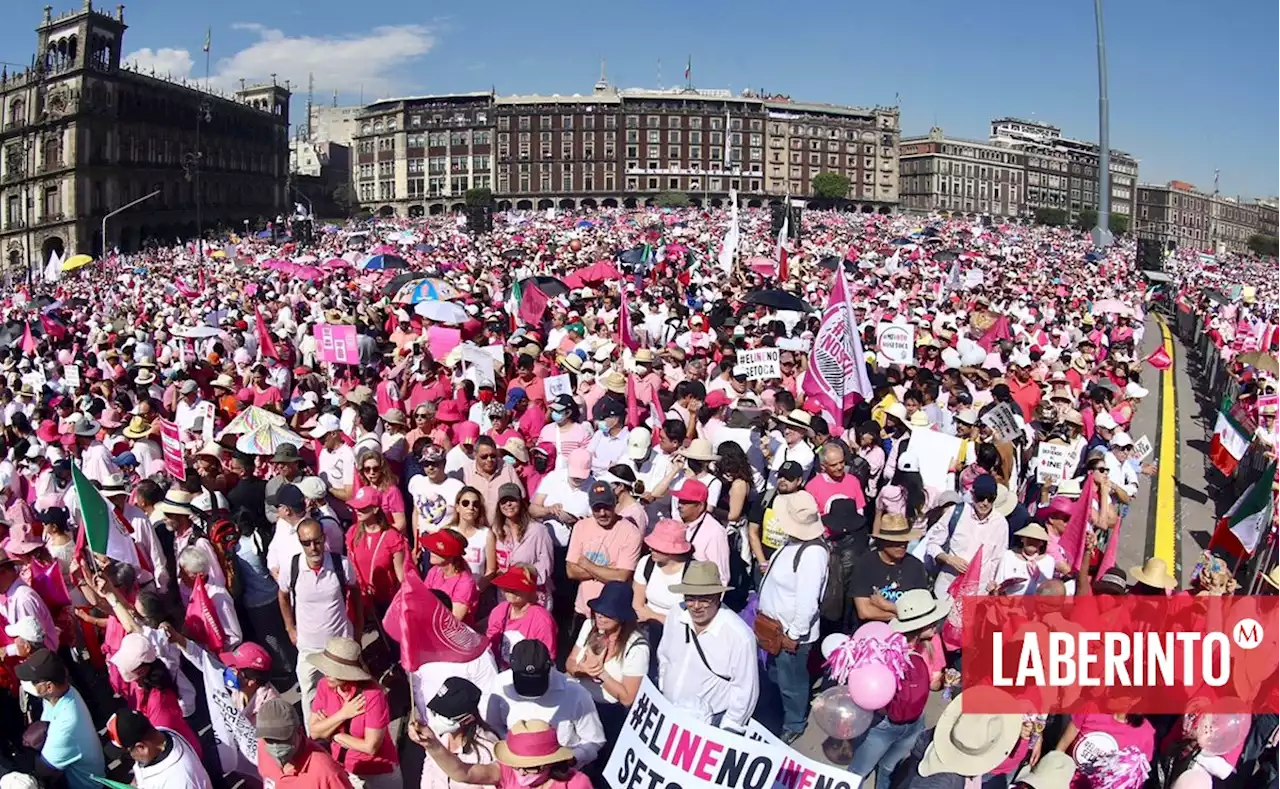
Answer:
[
  {"left": 675, "top": 479, "right": 709, "bottom": 503},
  {"left": 567, "top": 448, "right": 592, "bottom": 478},
  {"left": 453, "top": 420, "right": 480, "bottom": 444},
  {"left": 110, "top": 632, "right": 158, "bottom": 682},
  {"left": 704, "top": 391, "right": 731, "bottom": 409},
  {"left": 220, "top": 642, "right": 272, "bottom": 672},
  {"left": 351, "top": 486, "right": 380, "bottom": 511}
]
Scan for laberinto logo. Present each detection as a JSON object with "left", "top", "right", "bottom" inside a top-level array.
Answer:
[{"left": 960, "top": 596, "right": 1280, "bottom": 715}]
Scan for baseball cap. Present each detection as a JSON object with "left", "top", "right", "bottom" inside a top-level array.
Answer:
[
  {"left": 777, "top": 461, "right": 804, "bottom": 482},
  {"left": 595, "top": 399, "right": 625, "bottom": 420},
  {"left": 220, "top": 642, "right": 272, "bottom": 672},
  {"left": 497, "top": 482, "right": 524, "bottom": 503},
  {"left": 309, "top": 413, "right": 342, "bottom": 438},
  {"left": 1110, "top": 431, "right": 1134, "bottom": 448},
  {"left": 179, "top": 380, "right": 198, "bottom": 395},
  {"left": 675, "top": 479, "right": 709, "bottom": 503},
  {"left": 3, "top": 616, "right": 44, "bottom": 645},
  {"left": 422, "top": 445, "right": 446, "bottom": 465},
  {"left": 588, "top": 481, "right": 617, "bottom": 510},
  {"left": 270, "top": 483, "right": 305, "bottom": 513},
  {"left": 107, "top": 709, "right": 155, "bottom": 750},
  {"left": 110, "top": 633, "right": 159, "bottom": 683},
  {"left": 567, "top": 448, "right": 592, "bottom": 479},
  {"left": 1095, "top": 412, "right": 1118, "bottom": 431},
  {"left": 627, "top": 427, "right": 652, "bottom": 460},
  {"left": 427, "top": 676, "right": 483, "bottom": 720},
  {"left": 256, "top": 698, "right": 299, "bottom": 741},
  {"left": 16, "top": 649, "right": 67, "bottom": 684},
  {"left": 350, "top": 486, "right": 380, "bottom": 511},
  {"left": 510, "top": 640, "right": 552, "bottom": 698},
  {"left": 704, "top": 391, "right": 731, "bottom": 409}
]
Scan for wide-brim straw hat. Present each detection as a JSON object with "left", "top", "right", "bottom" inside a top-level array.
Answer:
[
  {"left": 669, "top": 560, "right": 730, "bottom": 596},
  {"left": 919, "top": 688, "right": 1021, "bottom": 778},
  {"left": 305, "top": 636, "right": 372, "bottom": 682},
  {"left": 1129, "top": 557, "right": 1178, "bottom": 590},
  {"left": 775, "top": 491, "right": 824, "bottom": 541},
  {"left": 682, "top": 438, "right": 719, "bottom": 462},
  {"left": 876, "top": 513, "right": 923, "bottom": 543},
  {"left": 495, "top": 721, "right": 575, "bottom": 769},
  {"left": 122, "top": 416, "right": 151, "bottom": 440},
  {"left": 1014, "top": 523, "right": 1051, "bottom": 542},
  {"left": 890, "top": 589, "right": 952, "bottom": 633},
  {"left": 774, "top": 409, "right": 814, "bottom": 434}
]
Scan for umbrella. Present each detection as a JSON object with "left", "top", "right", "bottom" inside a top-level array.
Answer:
[
  {"left": 234, "top": 424, "right": 307, "bottom": 456},
  {"left": 502, "top": 249, "right": 525, "bottom": 261},
  {"left": 512, "top": 276, "right": 570, "bottom": 299},
  {"left": 745, "top": 256, "right": 778, "bottom": 277},
  {"left": 1236, "top": 351, "right": 1279, "bottom": 375},
  {"left": 292, "top": 266, "right": 325, "bottom": 281},
  {"left": 890, "top": 237, "right": 912, "bottom": 246},
  {"left": 210, "top": 250, "right": 227, "bottom": 259},
  {"left": 618, "top": 246, "right": 647, "bottom": 265},
  {"left": 171, "top": 325, "right": 223, "bottom": 339},
  {"left": 1091, "top": 299, "right": 1133, "bottom": 316},
  {"left": 61, "top": 254, "right": 94, "bottom": 272},
  {"left": 573, "top": 261, "right": 623, "bottom": 284},
  {"left": 217, "top": 405, "right": 287, "bottom": 438},
  {"left": 576, "top": 220, "right": 594, "bottom": 228},
  {"left": 414, "top": 300, "right": 470, "bottom": 325},
  {"left": 255, "top": 230, "right": 272, "bottom": 239},
  {"left": 933, "top": 250, "right": 960, "bottom": 263},
  {"left": 360, "top": 253, "right": 409, "bottom": 271},
  {"left": 396, "top": 278, "right": 461, "bottom": 304},
  {"left": 741, "top": 289, "right": 814, "bottom": 313},
  {"left": 818, "top": 255, "right": 852, "bottom": 271},
  {"left": 382, "top": 271, "right": 421, "bottom": 296},
  {"left": 321, "top": 257, "right": 352, "bottom": 269}
]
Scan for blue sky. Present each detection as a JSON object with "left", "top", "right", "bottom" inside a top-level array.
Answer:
[{"left": 4, "top": 0, "right": 1276, "bottom": 197}]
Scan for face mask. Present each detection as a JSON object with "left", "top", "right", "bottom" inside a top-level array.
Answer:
[
  {"left": 532, "top": 457, "right": 549, "bottom": 473},
  {"left": 223, "top": 668, "right": 241, "bottom": 691},
  {"left": 515, "top": 770, "right": 551, "bottom": 787},
  {"left": 551, "top": 411, "right": 567, "bottom": 425},
  {"left": 503, "top": 455, "right": 517, "bottom": 466},
  {"left": 427, "top": 712, "right": 462, "bottom": 737},
  {"left": 596, "top": 419, "right": 610, "bottom": 432},
  {"left": 265, "top": 739, "right": 299, "bottom": 765},
  {"left": 478, "top": 390, "right": 494, "bottom": 404},
  {"left": 20, "top": 680, "right": 39, "bottom": 698}
]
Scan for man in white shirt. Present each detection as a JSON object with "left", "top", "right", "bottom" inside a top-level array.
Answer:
[
  {"left": 757, "top": 492, "right": 828, "bottom": 743},
  {"left": 172, "top": 381, "right": 210, "bottom": 438},
  {"left": 658, "top": 560, "right": 759, "bottom": 733},
  {"left": 586, "top": 399, "right": 630, "bottom": 476},
  {"left": 1103, "top": 431, "right": 1141, "bottom": 505},
  {"left": 482, "top": 640, "right": 606, "bottom": 766},
  {"left": 312, "top": 413, "right": 355, "bottom": 505},
  {"left": 109, "top": 708, "right": 211, "bottom": 789},
  {"left": 764, "top": 410, "right": 817, "bottom": 488}
]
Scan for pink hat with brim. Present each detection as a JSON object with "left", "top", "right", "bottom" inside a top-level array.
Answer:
[
  {"left": 1037, "top": 497, "right": 1074, "bottom": 522},
  {"left": 645, "top": 519, "right": 692, "bottom": 555}
]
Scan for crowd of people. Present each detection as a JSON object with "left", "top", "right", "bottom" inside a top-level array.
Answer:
[{"left": 0, "top": 203, "right": 1274, "bottom": 789}]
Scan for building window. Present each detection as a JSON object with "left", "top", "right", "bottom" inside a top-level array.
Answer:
[
  {"left": 668, "top": 130, "right": 681, "bottom": 143},
  {"left": 562, "top": 115, "right": 574, "bottom": 129},
  {"left": 646, "top": 116, "right": 660, "bottom": 128},
  {"left": 626, "top": 115, "right": 639, "bottom": 128}
]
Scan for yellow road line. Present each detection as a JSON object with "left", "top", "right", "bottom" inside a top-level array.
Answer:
[{"left": 1153, "top": 315, "right": 1177, "bottom": 569}]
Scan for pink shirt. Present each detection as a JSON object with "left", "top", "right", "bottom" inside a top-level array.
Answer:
[
  {"left": 1068, "top": 714, "right": 1157, "bottom": 770},
  {"left": 424, "top": 566, "right": 480, "bottom": 622},
  {"left": 684, "top": 514, "right": 731, "bottom": 587},
  {"left": 805, "top": 472, "right": 866, "bottom": 515},
  {"left": 311, "top": 681, "right": 398, "bottom": 776},
  {"left": 127, "top": 684, "right": 203, "bottom": 759},
  {"left": 1, "top": 580, "right": 58, "bottom": 653},
  {"left": 251, "top": 385, "right": 283, "bottom": 408},
  {"left": 566, "top": 516, "right": 643, "bottom": 615},
  {"left": 346, "top": 527, "right": 407, "bottom": 608},
  {"left": 538, "top": 422, "right": 591, "bottom": 469},
  {"left": 498, "top": 765, "right": 591, "bottom": 789},
  {"left": 484, "top": 601, "right": 558, "bottom": 669}
]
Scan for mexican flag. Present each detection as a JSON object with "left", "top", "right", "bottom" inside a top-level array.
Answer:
[
  {"left": 1209, "top": 407, "right": 1251, "bottom": 477},
  {"left": 72, "top": 465, "right": 139, "bottom": 567},
  {"left": 1208, "top": 463, "right": 1277, "bottom": 559}
]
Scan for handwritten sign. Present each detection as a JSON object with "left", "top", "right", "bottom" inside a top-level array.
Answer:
[
  {"left": 545, "top": 374, "right": 572, "bottom": 401},
  {"left": 981, "top": 401, "right": 1022, "bottom": 443},
  {"left": 460, "top": 344, "right": 496, "bottom": 389},
  {"left": 159, "top": 419, "right": 186, "bottom": 481},
  {"left": 313, "top": 323, "right": 359, "bottom": 365},
  {"left": 604, "top": 678, "right": 783, "bottom": 789},
  {"left": 202, "top": 651, "right": 258, "bottom": 768},
  {"left": 1132, "top": 434, "right": 1153, "bottom": 462},
  {"left": 876, "top": 322, "right": 914, "bottom": 366},
  {"left": 1036, "top": 442, "right": 1075, "bottom": 484},
  {"left": 737, "top": 348, "right": 780, "bottom": 381},
  {"left": 62, "top": 364, "right": 80, "bottom": 390}
]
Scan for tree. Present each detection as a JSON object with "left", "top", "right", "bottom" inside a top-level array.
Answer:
[
  {"left": 1248, "top": 234, "right": 1279, "bottom": 257},
  {"left": 465, "top": 187, "right": 493, "bottom": 207},
  {"left": 1109, "top": 213, "right": 1129, "bottom": 235},
  {"left": 811, "top": 171, "right": 851, "bottom": 200},
  {"left": 655, "top": 190, "right": 690, "bottom": 208},
  {"left": 331, "top": 183, "right": 356, "bottom": 216},
  {"left": 1034, "top": 208, "right": 1068, "bottom": 227},
  {"left": 1075, "top": 209, "right": 1131, "bottom": 235},
  {"left": 1075, "top": 209, "right": 1098, "bottom": 231}
]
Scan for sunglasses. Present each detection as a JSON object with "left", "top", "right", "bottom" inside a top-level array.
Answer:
[
  {"left": 974, "top": 495, "right": 996, "bottom": 503},
  {"left": 415, "top": 413, "right": 430, "bottom": 420},
  {"left": 457, "top": 499, "right": 481, "bottom": 508},
  {"left": 300, "top": 537, "right": 326, "bottom": 547},
  {"left": 361, "top": 465, "right": 381, "bottom": 473},
  {"left": 476, "top": 452, "right": 498, "bottom": 461}
]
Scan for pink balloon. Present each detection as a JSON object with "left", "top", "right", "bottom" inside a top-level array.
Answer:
[
  {"left": 854, "top": 620, "right": 894, "bottom": 643},
  {"left": 847, "top": 662, "right": 897, "bottom": 710}
]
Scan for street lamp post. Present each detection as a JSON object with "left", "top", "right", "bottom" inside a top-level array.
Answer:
[
  {"left": 101, "top": 189, "right": 161, "bottom": 255},
  {"left": 1092, "top": 0, "right": 1113, "bottom": 248},
  {"left": 183, "top": 99, "right": 212, "bottom": 259}
]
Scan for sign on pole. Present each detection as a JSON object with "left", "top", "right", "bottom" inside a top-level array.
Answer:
[
  {"left": 313, "top": 323, "right": 359, "bottom": 365},
  {"left": 545, "top": 374, "right": 572, "bottom": 401},
  {"left": 876, "top": 322, "right": 914, "bottom": 366},
  {"left": 737, "top": 348, "right": 780, "bottom": 381},
  {"left": 1036, "top": 442, "right": 1074, "bottom": 484},
  {"left": 980, "top": 401, "right": 1021, "bottom": 443},
  {"left": 159, "top": 419, "right": 186, "bottom": 481},
  {"left": 1132, "top": 435, "right": 1153, "bottom": 462}
]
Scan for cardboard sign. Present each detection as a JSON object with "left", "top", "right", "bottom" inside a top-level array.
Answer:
[
  {"left": 200, "top": 401, "right": 216, "bottom": 444},
  {"left": 202, "top": 651, "right": 258, "bottom": 768},
  {"left": 62, "top": 364, "right": 80, "bottom": 390},
  {"left": 159, "top": 419, "right": 186, "bottom": 481},
  {"left": 313, "top": 323, "right": 359, "bottom": 365},
  {"left": 737, "top": 348, "right": 780, "bottom": 381},
  {"left": 604, "top": 678, "right": 783, "bottom": 789},
  {"left": 1036, "top": 442, "right": 1075, "bottom": 484},
  {"left": 903, "top": 428, "right": 964, "bottom": 491},
  {"left": 545, "top": 374, "right": 572, "bottom": 401},
  {"left": 1132, "top": 434, "right": 1153, "bottom": 462},
  {"left": 981, "top": 401, "right": 1022, "bottom": 443},
  {"left": 876, "top": 322, "right": 914, "bottom": 365},
  {"left": 460, "top": 344, "right": 496, "bottom": 389}
]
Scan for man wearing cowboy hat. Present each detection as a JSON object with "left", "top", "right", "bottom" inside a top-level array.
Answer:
[
  {"left": 894, "top": 686, "right": 1023, "bottom": 786},
  {"left": 73, "top": 414, "right": 120, "bottom": 487},
  {"left": 657, "top": 560, "right": 758, "bottom": 734},
  {"left": 850, "top": 512, "right": 929, "bottom": 625},
  {"left": 764, "top": 409, "right": 817, "bottom": 488},
  {"left": 757, "top": 491, "right": 828, "bottom": 743}
]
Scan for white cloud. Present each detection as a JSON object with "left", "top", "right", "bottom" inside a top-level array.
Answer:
[{"left": 123, "top": 23, "right": 435, "bottom": 98}]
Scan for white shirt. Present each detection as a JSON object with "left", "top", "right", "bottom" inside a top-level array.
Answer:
[
  {"left": 586, "top": 427, "right": 631, "bottom": 476},
  {"left": 571, "top": 622, "right": 649, "bottom": 705},
  {"left": 634, "top": 450, "right": 674, "bottom": 527},
  {"left": 534, "top": 469, "right": 591, "bottom": 547},
  {"left": 1104, "top": 451, "right": 1140, "bottom": 498},
  {"left": 275, "top": 552, "right": 355, "bottom": 651},
  {"left": 408, "top": 474, "right": 464, "bottom": 533},
  {"left": 481, "top": 669, "right": 606, "bottom": 766},
  {"left": 758, "top": 540, "right": 829, "bottom": 643},
  {"left": 657, "top": 606, "right": 759, "bottom": 733},
  {"left": 635, "top": 555, "right": 682, "bottom": 617},
  {"left": 133, "top": 728, "right": 211, "bottom": 789},
  {"left": 412, "top": 651, "right": 500, "bottom": 712},
  {"left": 766, "top": 436, "right": 816, "bottom": 488},
  {"left": 318, "top": 444, "right": 355, "bottom": 493},
  {"left": 206, "top": 582, "right": 243, "bottom": 647}
]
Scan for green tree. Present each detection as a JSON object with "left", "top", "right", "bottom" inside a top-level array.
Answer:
[
  {"left": 655, "top": 190, "right": 690, "bottom": 208},
  {"left": 1109, "top": 213, "right": 1129, "bottom": 235},
  {"left": 1076, "top": 209, "right": 1131, "bottom": 235},
  {"left": 1034, "top": 207, "right": 1068, "bottom": 227},
  {"left": 1248, "top": 234, "right": 1279, "bottom": 257},
  {"left": 811, "top": 171, "right": 851, "bottom": 200},
  {"left": 465, "top": 187, "right": 493, "bottom": 207},
  {"left": 1075, "top": 209, "right": 1098, "bottom": 231}
]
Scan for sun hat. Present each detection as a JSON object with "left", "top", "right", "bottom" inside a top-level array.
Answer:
[
  {"left": 775, "top": 490, "right": 823, "bottom": 541},
  {"left": 908, "top": 410, "right": 932, "bottom": 428},
  {"left": 135, "top": 369, "right": 157, "bottom": 386},
  {"left": 220, "top": 642, "right": 272, "bottom": 672},
  {"left": 73, "top": 418, "right": 101, "bottom": 438},
  {"left": 674, "top": 479, "right": 709, "bottom": 504},
  {"left": 645, "top": 519, "right": 692, "bottom": 555},
  {"left": 1055, "top": 477, "right": 1084, "bottom": 498},
  {"left": 256, "top": 697, "right": 300, "bottom": 741},
  {"left": 509, "top": 640, "right": 554, "bottom": 698},
  {"left": 774, "top": 409, "right": 815, "bottom": 434},
  {"left": 884, "top": 403, "right": 909, "bottom": 424},
  {"left": 588, "top": 580, "right": 637, "bottom": 622},
  {"left": 634, "top": 348, "right": 656, "bottom": 365},
  {"left": 436, "top": 401, "right": 466, "bottom": 423},
  {"left": 122, "top": 416, "right": 151, "bottom": 440},
  {"left": 1014, "top": 523, "right": 1051, "bottom": 543},
  {"left": 195, "top": 441, "right": 223, "bottom": 461},
  {"left": 600, "top": 371, "right": 627, "bottom": 394},
  {"left": 423, "top": 529, "right": 466, "bottom": 560},
  {"left": 567, "top": 448, "right": 592, "bottom": 479},
  {"left": 1129, "top": 557, "right": 1177, "bottom": 590},
  {"left": 955, "top": 408, "right": 980, "bottom": 425},
  {"left": 271, "top": 443, "right": 301, "bottom": 464},
  {"left": 877, "top": 513, "right": 923, "bottom": 543},
  {"left": 211, "top": 374, "right": 237, "bottom": 391},
  {"left": 993, "top": 484, "right": 1017, "bottom": 517},
  {"left": 1037, "top": 497, "right": 1073, "bottom": 522},
  {"left": 305, "top": 636, "right": 372, "bottom": 682},
  {"left": 890, "top": 589, "right": 953, "bottom": 633},
  {"left": 918, "top": 688, "right": 1021, "bottom": 777},
  {"left": 350, "top": 486, "right": 380, "bottom": 512},
  {"left": 153, "top": 489, "right": 196, "bottom": 519},
  {"left": 495, "top": 720, "right": 575, "bottom": 769},
  {"left": 627, "top": 427, "right": 652, "bottom": 460},
  {"left": 492, "top": 565, "right": 538, "bottom": 596},
  {"left": 345, "top": 386, "right": 373, "bottom": 406},
  {"left": 682, "top": 438, "right": 719, "bottom": 462},
  {"left": 501, "top": 437, "right": 530, "bottom": 463},
  {"left": 381, "top": 408, "right": 407, "bottom": 428},
  {"left": 669, "top": 560, "right": 730, "bottom": 596},
  {"left": 110, "top": 632, "right": 159, "bottom": 683},
  {"left": 1012, "top": 751, "right": 1076, "bottom": 789},
  {"left": 309, "top": 413, "right": 342, "bottom": 438}
]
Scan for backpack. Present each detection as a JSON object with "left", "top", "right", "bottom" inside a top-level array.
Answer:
[
  {"left": 847, "top": 453, "right": 872, "bottom": 492},
  {"left": 287, "top": 551, "right": 348, "bottom": 614},
  {"left": 789, "top": 538, "right": 846, "bottom": 625}
]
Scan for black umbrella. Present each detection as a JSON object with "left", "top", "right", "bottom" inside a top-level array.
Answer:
[
  {"left": 618, "top": 246, "right": 647, "bottom": 266},
  {"left": 741, "top": 289, "right": 814, "bottom": 313},
  {"left": 502, "top": 249, "right": 524, "bottom": 261},
  {"left": 818, "top": 255, "right": 853, "bottom": 271},
  {"left": 31, "top": 295, "right": 55, "bottom": 310},
  {"left": 381, "top": 271, "right": 421, "bottom": 296},
  {"left": 512, "top": 276, "right": 570, "bottom": 299},
  {"left": 933, "top": 250, "right": 960, "bottom": 263}
]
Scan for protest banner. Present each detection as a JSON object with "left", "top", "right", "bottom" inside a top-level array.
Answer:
[
  {"left": 202, "top": 651, "right": 258, "bottom": 769},
  {"left": 545, "top": 374, "right": 572, "bottom": 400},
  {"left": 876, "top": 322, "right": 914, "bottom": 366},
  {"left": 427, "top": 325, "right": 463, "bottom": 360},
  {"left": 1036, "top": 442, "right": 1075, "bottom": 484},
  {"left": 604, "top": 678, "right": 783, "bottom": 789},
  {"left": 62, "top": 364, "right": 80, "bottom": 389},
  {"left": 199, "top": 401, "right": 216, "bottom": 444},
  {"left": 159, "top": 419, "right": 186, "bottom": 481},
  {"left": 1132, "top": 434, "right": 1153, "bottom": 462},
  {"left": 745, "top": 722, "right": 860, "bottom": 789},
  {"left": 313, "top": 323, "right": 359, "bottom": 365},
  {"left": 737, "top": 348, "right": 780, "bottom": 381},
  {"left": 981, "top": 401, "right": 1021, "bottom": 443},
  {"left": 461, "top": 344, "right": 496, "bottom": 388}
]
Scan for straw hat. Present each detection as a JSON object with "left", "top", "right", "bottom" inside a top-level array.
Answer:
[
  {"left": 682, "top": 438, "right": 719, "bottom": 462},
  {"left": 305, "top": 636, "right": 372, "bottom": 682},
  {"left": 918, "top": 689, "right": 1021, "bottom": 777},
  {"left": 774, "top": 409, "right": 814, "bottom": 435},
  {"left": 876, "top": 513, "right": 923, "bottom": 543},
  {"left": 1014, "top": 523, "right": 1051, "bottom": 542},
  {"left": 775, "top": 490, "right": 823, "bottom": 541},
  {"left": 993, "top": 484, "right": 1017, "bottom": 517},
  {"left": 211, "top": 374, "right": 237, "bottom": 391},
  {"left": 195, "top": 441, "right": 223, "bottom": 461},
  {"left": 1012, "top": 751, "right": 1076, "bottom": 789},
  {"left": 1129, "top": 557, "right": 1178, "bottom": 590},
  {"left": 501, "top": 437, "right": 530, "bottom": 464},
  {"left": 495, "top": 721, "right": 575, "bottom": 769},
  {"left": 633, "top": 348, "right": 656, "bottom": 365},
  {"left": 669, "top": 560, "right": 730, "bottom": 596},
  {"left": 600, "top": 370, "right": 627, "bottom": 394},
  {"left": 890, "top": 589, "right": 952, "bottom": 633},
  {"left": 153, "top": 489, "right": 196, "bottom": 519},
  {"left": 1263, "top": 565, "right": 1279, "bottom": 591},
  {"left": 135, "top": 369, "right": 157, "bottom": 386}
]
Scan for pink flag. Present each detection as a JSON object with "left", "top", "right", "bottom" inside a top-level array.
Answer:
[
  {"left": 941, "top": 546, "right": 983, "bottom": 651},
  {"left": 29, "top": 559, "right": 71, "bottom": 610},
  {"left": 801, "top": 266, "right": 871, "bottom": 425},
  {"left": 625, "top": 375, "right": 642, "bottom": 429},
  {"left": 184, "top": 575, "right": 227, "bottom": 651},
  {"left": 20, "top": 322, "right": 36, "bottom": 356},
  {"left": 518, "top": 283, "right": 550, "bottom": 327},
  {"left": 255, "top": 307, "right": 279, "bottom": 360},
  {"left": 617, "top": 287, "right": 638, "bottom": 351},
  {"left": 977, "top": 315, "right": 1012, "bottom": 352},
  {"left": 382, "top": 568, "right": 486, "bottom": 671},
  {"left": 1059, "top": 474, "right": 1098, "bottom": 573},
  {"left": 1144, "top": 346, "right": 1172, "bottom": 371}
]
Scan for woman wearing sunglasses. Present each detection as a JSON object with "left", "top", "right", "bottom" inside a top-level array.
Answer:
[{"left": 355, "top": 449, "right": 407, "bottom": 533}]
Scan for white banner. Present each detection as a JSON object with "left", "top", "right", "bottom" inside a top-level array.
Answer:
[
  {"left": 875, "top": 322, "right": 914, "bottom": 366},
  {"left": 902, "top": 428, "right": 963, "bottom": 492},
  {"left": 201, "top": 651, "right": 258, "bottom": 768},
  {"left": 200, "top": 401, "right": 216, "bottom": 445},
  {"left": 63, "top": 364, "right": 80, "bottom": 390},
  {"left": 737, "top": 348, "right": 780, "bottom": 381},
  {"left": 745, "top": 722, "right": 860, "bottom": 789},
  {"left": 604, "top": 678, "right": 783, "bottom": 789},
  {"left": 981, "top": 402, "right": 1021, "bottom": 443},
  {"left": 1035, "top": 442, "right": 1075, "bottom": 484}
]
